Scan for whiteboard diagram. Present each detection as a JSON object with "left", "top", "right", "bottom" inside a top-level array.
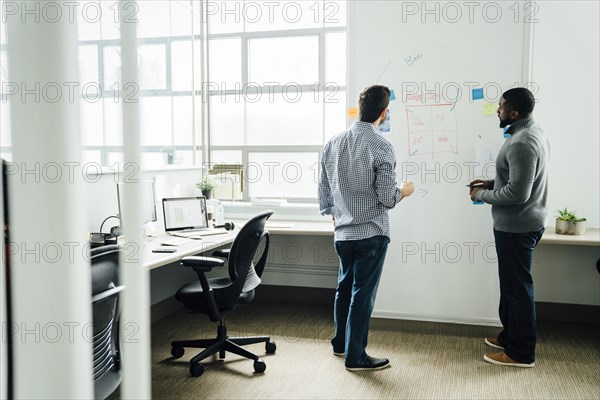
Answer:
[{"left": 406, "top": 104, "right": 458, "bottom": 158}]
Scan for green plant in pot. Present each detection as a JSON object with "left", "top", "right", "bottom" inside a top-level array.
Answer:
[
  {"left": 161, "top": 146, "right": 177, "bottom": 165},
  {"left": 556, "top": 208, "right": 587, "bottom": 235},
  {"left": 197, "top": 176, "right": 217, "bottom": 199}
]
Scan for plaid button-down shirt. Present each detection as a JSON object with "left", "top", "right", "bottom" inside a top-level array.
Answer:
[{"left": 318, "top": 121, "right": 402, "bottom": 241}]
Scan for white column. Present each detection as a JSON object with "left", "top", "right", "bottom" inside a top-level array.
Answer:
[
  {"left": 5, "top": 2, "right": 93, "bottom": 398},
  {"left": 119, "top": 0, "right": 151, "bottom": 398}
]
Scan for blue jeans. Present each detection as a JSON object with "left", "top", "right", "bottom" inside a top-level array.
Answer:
[
  {"left": 331, "top": 236, "right": 389, "bottom": 367},
  {"left": 493, "top": 228, "right": 545, "bottom": 364}
]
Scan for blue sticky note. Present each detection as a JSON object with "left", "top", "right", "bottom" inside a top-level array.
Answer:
[
  {"left": 390, "top": 89, "right": 396, "bottom": 101},
  {"left": 472, "top": 88, "right": 484, "bottom": 100}
]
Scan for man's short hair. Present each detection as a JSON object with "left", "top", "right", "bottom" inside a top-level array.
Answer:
[
  {"left": 502, "top": 87, "right": 535, "bottom": 117},
  {"left": 359, "top": 85, "right": 390, "bottom": 123}
]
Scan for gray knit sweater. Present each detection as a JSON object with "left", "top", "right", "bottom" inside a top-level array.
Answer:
[{"left": 475, "top": 117, "right": 550, "bottom": 233}]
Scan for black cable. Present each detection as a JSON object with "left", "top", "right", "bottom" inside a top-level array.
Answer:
[{"left": 99, "top": 215, "right": 120, "bottom": 233}]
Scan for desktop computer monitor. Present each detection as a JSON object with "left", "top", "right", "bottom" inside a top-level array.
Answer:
[{"left": 116, "top": 180, "right": 157, "bottom": 224}]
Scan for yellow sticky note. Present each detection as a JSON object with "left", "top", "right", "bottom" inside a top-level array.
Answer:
[
  {"left": 347, "top": 107, "right": 358, "bottom": 118},
  {"left": 482, "top": 103, "right": 496, "bottom": 116}
]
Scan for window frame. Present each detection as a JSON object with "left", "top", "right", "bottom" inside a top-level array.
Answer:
[{"left": 206, "top": 26, "right": 347, "bottom": 203}]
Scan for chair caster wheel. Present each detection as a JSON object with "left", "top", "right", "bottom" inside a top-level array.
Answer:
[
  {"left": 254, "top": 359, "right": 266, "bottom": 373},
  {"left": 171, "top": 347, "right": 184, "bottom": 359},
  {"left": 265, "top": 340, "right": 276, "bottom": 354},
  {"left": 190, "top": 363, "right": 204, "bottom": 377}
]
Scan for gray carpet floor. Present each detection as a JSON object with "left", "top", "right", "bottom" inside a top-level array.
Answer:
[{"left": 149, "top": 301, "right": 600, "bottom": 399}]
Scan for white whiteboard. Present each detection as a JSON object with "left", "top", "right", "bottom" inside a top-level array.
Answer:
[{"left": 349, "top": 1, "right": 532, "bottom": 324}]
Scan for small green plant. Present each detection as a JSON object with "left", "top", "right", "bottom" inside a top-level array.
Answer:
[
  {"left": 556, "top": 208, "right": 586, "bottom": 223},
  {"left": 160, "top": 146, "right": 176, "bottom": 155},
  {"left": 197, "top": 176, "right": 216, "bottom": 192}
]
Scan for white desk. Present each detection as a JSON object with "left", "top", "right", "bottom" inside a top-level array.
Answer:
[
  {"left": 143, "top": 219, "right": 332, "bottom": 271},
  {"left": 264, "top": 220, "right": 334, "bottom": 236},
  {"left": 259, "top": 220, "right": 600, "bottom": 248},
  {"left": 539, "top": 228, "right": 600, "bottom": 246},
  {"left": 143, "top": 231, "right": 236, "bottom": 270}
]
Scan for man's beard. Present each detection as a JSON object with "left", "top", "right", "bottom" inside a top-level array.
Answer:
[{"left": 499, "top": 116, "right": 511, "bottom": 128}]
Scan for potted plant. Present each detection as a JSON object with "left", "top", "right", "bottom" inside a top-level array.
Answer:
[
  {"left": 556, "top": 208, "right": 587, "bottom": 235},
  {"left": 197, "top": 176, "right": 217, "bottom": 199},
  {"left": 161, "top": 146, "right": 177, "bottom": 165}
]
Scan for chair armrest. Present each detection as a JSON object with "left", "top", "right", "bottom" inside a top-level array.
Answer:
[
  {"left": 181, "top": 256, "right": 223, "bottom": 322},
  {"left": 212, "top": 249, "right": 231, "bottom": 259},
  {"left": 181, "top": 256, "right": 224, "bottom": 272}
]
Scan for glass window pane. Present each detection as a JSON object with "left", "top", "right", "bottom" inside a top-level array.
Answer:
[
  {"left": 103, "top": 46, "right": 122, "bottom": 90},
  {"left": 207, "top": 0, "right": 243, "bottom": 34},
  {"left": 1, "top": 101, "right": 11, "bottom": 147},
  {"left": 209, "top": 95, "right": 244, "bottom": 146},
  {"left": 176, "top": 150, "right": 193, "bottom": 166},
  {"left": 247, "top": 152, "right": 319, "bottom": 199},
  {"left": 79, "top": 45, "right": 99, "bottom": 87},
  {"left": 137, "top": 1, "right": 171, "bottom": 38},
  {"left": 209, "top": 38, "right": 241, "bottom": 90},
  {"left": 139, "top": 44, "right": 166, "bottom": 90},
  {"left": 245, "top": 1, "right": 321, "bottom": 33},
  {"left": 324, "top": 1, "right": 347, "bottom": 27},
  {"left": 170, "top": 1, "right": 193, "bottom": 37},
  {"left": 80, "top": 100, "right": 103, "bottom": 146},
  {"left": 141, "top": 152, "right": 164, "bottom": 169},
  {"left": 173, "top": 96, "right": 193, "bottom": 145},
  {"left": 326, "top": 32, "right": 346, "bottom": 85},
  {"left": 171, "top": 40, "right": 193, "bottom": 91},
  {"left": 82, "top": 150, "right": 101, "bottom": 165},
  {"left": 140, "top": 97, "right": 172, "bottom": 146},
  {"left": 99, "top": 1, "right": 121, "bottom": 40},
  {"left": 246, "top": 92, "right": 323, "bottom": 145},
  {"left": 108, "top": 152, "right": 124, "bottom": 167},
  {"left": 103, "top": 99, "right": 123, "bottom": 146},
  {"left": 77, "top": 1, "right": 102, "bottom": 40},
  {"left": 210, "top": 150, "right": 242, "bottom": 165},
  {"left": 325, "top": 90, "right": 346, "bottom": 141},
  {"left": 248, "top": 36, "right": 318, "bottom": 85}
]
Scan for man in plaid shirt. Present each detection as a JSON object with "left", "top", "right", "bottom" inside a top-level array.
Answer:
[{"left": 319, "top": 85, "right": 414, "bottom": 371}]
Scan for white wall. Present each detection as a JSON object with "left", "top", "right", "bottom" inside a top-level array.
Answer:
[
  {"left": 347, "top": 0, "right": 599, "bottom": 324},
  {"left": 532, "top": 1, "right": 600, "bottom": 227}
]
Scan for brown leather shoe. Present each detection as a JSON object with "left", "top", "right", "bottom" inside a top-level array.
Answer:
[
  {"left": 484, "top": 352, "right": 535, "bottom": 368},
  {"left": 484, "top": 337, "right": 504, "bottom": 350}
]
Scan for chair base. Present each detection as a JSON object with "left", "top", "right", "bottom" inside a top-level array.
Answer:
[{"left": 171, "top": 320, "right": 276, "bottom": 376}]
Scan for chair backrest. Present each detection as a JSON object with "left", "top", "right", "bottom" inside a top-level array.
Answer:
[
  {"left": 217, "top": 210, "right": 273, "bottom": 304},
  {"left": 90, "top": 244, "right": 124, "bottom": 400}
]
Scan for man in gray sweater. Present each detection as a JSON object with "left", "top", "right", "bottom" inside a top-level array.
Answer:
[{"left": 469, "top": 87, "right": 550, "bottom": 368}]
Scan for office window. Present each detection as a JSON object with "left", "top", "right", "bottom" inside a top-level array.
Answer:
[
  {"left": 76, "top": 0, "right": 200, "bottom": 169},
  {"left": 0, "top": 0, "right": 201, "bottom": 168},
  {"left": 207, "top": 0, "right": 347, "bottom": 201}
]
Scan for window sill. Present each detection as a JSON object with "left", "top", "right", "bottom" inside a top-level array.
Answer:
[
  {"left": 222, "top": 201, "right": 325, "bottom": 221},
  {"left": 84, "top": 165, "right": 202, "bottom": 176}
]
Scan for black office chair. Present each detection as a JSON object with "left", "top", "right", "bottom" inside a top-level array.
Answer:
[
  {"left": 90, "top": 245, "right": 124, "bottom": 399},
  {"left": 170, "top": 210, "right": 276, "bottom": 377}
]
